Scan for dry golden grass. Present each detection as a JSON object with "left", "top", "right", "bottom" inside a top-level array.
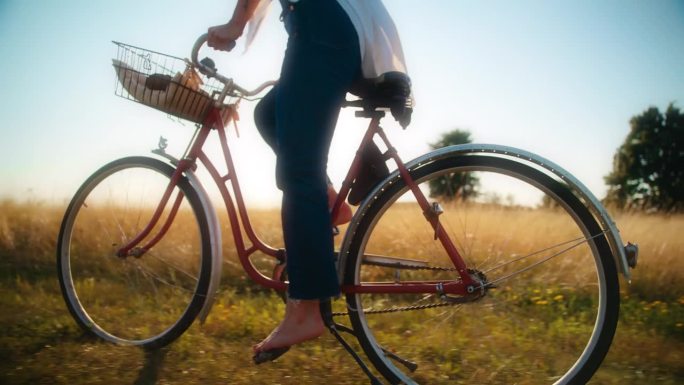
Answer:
[
  {"left": 3, "top": 199, "right": 680, "bottom": 291},
  {"left": 1, "top": 199, "right": 683, "bottom": 384}
]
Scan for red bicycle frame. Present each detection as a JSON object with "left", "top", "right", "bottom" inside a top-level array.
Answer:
[{"left": 117, "top": 104, "right": 477, "bottom": 297}]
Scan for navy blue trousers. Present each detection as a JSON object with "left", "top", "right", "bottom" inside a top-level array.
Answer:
[{"left": 254, "top": 0, "right": 360, "bottom": 299}]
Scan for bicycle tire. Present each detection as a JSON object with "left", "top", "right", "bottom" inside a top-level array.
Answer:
[
  {"left": 57, "top": 156, "right": 213, "bottom": 350},
  {"left": 343, "top": 154, "right": 619, "bottom": 384}
]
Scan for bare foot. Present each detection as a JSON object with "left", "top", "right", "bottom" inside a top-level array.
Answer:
[
  {"left": 253, "top": 299, "right": 326, "bottom": 353},
  {"left": 328, "top": 185, "right": 353, "bottom": 226}
]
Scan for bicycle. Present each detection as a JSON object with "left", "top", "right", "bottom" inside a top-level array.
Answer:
[{"left": 57, "top": 34, "right": 638, "bottom": 385}]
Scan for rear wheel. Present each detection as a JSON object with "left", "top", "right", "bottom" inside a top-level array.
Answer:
[
  {"left": 343, "top": 155, "right": 619, "bottom": 384},
  {"left": 57, "top": 157, "right": 212, "bottom": 349}
]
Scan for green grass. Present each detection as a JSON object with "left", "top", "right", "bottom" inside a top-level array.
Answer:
[{"left": 1, "top": 200, "right": 683, "bottom": 384}]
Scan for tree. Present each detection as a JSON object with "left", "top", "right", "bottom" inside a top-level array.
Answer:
[
  {"left": 428, "top": 129, "right": 479, "bottom": 201},
  {"left": 604, "top": 104, "right": 684, "bottom": 212}
]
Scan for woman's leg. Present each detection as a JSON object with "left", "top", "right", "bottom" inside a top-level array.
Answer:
[
  {"left": 254, "top": 0, "right": 360, "bottom": 354},
  {"left": 255, "top": 86, "right": 353, "bottom": 227}
]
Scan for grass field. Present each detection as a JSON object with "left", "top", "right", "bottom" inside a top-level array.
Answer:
[{"left": 0, "top": 199, "right": 682, "bottom": 384}]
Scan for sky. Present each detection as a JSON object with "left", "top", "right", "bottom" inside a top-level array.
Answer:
[{"left": 1, "top": 0, "right": 683, "bottom": 208}]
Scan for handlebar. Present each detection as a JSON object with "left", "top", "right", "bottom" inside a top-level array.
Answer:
[
  {"left": 190, "top": 33, "right": 209, "bottom": 70},
  {"left": 190, "top": 33, "right": 277, "bottom": 98}
]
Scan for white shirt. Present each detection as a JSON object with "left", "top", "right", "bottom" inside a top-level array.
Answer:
[{"left": 245, "top": 0, "right": 408, "bottom": 79}]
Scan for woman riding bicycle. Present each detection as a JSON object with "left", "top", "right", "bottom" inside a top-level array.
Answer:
[{"left": 207, "top": 0, "right": 409, "bottom": 363}]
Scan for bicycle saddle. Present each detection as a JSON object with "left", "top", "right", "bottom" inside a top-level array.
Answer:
[{"left": 349, "top": 72, "right": 413, "bottom": 128}]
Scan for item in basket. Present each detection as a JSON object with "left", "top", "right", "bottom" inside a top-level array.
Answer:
[
  {"left": 179, "top": 66, "right": 203, "bottom": 91},
  {"left": 145, "top": 74, "right": 173, "bottom": 91}
]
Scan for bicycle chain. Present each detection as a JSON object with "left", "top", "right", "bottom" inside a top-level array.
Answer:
[
  {"left": 401, "top": 264, "right": 459, "bottom": 272},
  {"left": 364, "top": 260, "right": 460, "bottom": 272},
  {"left": 332, "top": 300, "right": 457, "bottom": 317}
]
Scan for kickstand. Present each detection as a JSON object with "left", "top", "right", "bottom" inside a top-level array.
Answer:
[
  {"left": 320, "top": 300, "right": 384, "bottom": 385},
  {"left": 327, "top": 319, "right": 418, "bottom": 373}
]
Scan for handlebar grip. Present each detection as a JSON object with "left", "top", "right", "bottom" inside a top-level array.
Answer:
[
  {"left": 191, "top": 33, "right": 236, "bottom": 77},
  {"left": 190, "top": 32, "right": 277, "bottom": 96}
]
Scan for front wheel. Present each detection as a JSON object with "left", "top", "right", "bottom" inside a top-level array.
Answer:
[
  {"left": 343, "top": 155, "right": 619, "bottom": 384},
  {"left": 57, "top": 157, "right": 213, "bottom": 349}
]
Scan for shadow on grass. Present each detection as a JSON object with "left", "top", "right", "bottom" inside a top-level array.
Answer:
[{"left": 134, "top": 348, "right": 169, "bottom": 385}]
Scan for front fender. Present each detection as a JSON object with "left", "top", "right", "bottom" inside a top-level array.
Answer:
[{"left": 183, "top": 168, "right": 223, "bottom": 323}]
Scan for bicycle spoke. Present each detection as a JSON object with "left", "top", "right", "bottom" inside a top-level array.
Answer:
[
  {"left": 148, "top": 252, "right": 200, "bottom": 283},
  {"left": 134, "top": 261, "right": 160, "bottom": 297},
  {"left": 482, "top": 231, "right": 608, "bottom": 288},
  {"left": 132, "top": 260, "right": 194, "bottom": 293},
  {"left": 481, "top": 234, "right": 595, "bottom": 275}
]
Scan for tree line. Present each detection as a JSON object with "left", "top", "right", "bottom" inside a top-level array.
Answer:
[{"left": 429, "top": 104, "right": 683, "bottom": 213}]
